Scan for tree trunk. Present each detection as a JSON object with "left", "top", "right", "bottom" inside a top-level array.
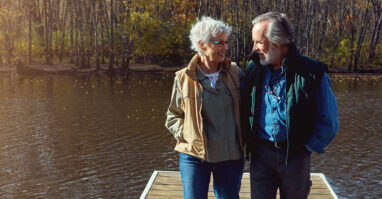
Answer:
[
  {"left": 242, "top": 0, "right": 248, "bottom": 68},
  {"left": 77, "top": 0, "right": 86, "bottom": 68},
  {"left": 354, "top": 0, "right": 371, "bottom": 70},
  {"left": 112, "top": 5, "right": 119, "bottom": 66},
  {"left": 368, "top": 0, "right": 382, "bottom": 62},
  {"left": 74, "top": 0, "right": 79, "bottom": 66},
  {"left": 121, "top": 35, "right": 128, "bottom": 71},
  {"left": 197, "top": 0, "right": 202, "bottom": 19},
  {"left": 330, "top": 2, "right": 346, "bottom": 67},
  {"left": 293, "top": 0, "right": 302, "bottom": 46},
  {"left": 108, "top": 0, "right": 114, "bottom": 72},
  {"left": 44, "top": 0, "right": 49, "bottom": 64},
  {"left": 100, "top": 14, "right": 105, "bottom": 64},
  {"left": 121, "top": 0, "right": 130, "bottom": 71},
  {"left": 28, "top": 1, "right": 32, "bottom": 64},
  {"left": 234, "top": 0, "right": 240, "bottom": 65},
  {"left": 99, "top": 1, "right": 105, "bottom": 64},
  {"left": 205, "top": 0, "right": 210, "bottom": 16},
  {"left": 348, "top": 0, "right": 357, "bottom": 71},
  {"left": 69, "top": 0, "right": 74, "bottom": 64},
  {"left": 93, "top": 0, "right": 100, "bottom": 69},
  {"left": 348, "top": 29, "right": 355, "bottom": 71},
  {"left": 301, "top": 0, "right": 316, "bottom": 55},
  {"left": 284, "top": 0, "right": 290, "bottom": 14},
  {"left": 59, "top": 2, "right": 68, "bottom": 61},
  {"left": 268, "top": 0, "right": 273, "bottom": 10},
  {"left": 4, "top": 33, "right": 13, "bottom": 65},
  {"left": 317, "top": 2, "right": 329, "bottom": 60},
  {"left": 48, "top": 0, "right": 53, "bottom": 65},
  {"left": 213, "top": 0, "right": 219, "bottom": 19},
  {"left": 86, "top": 3, "right": 93, "bottom": 68}
]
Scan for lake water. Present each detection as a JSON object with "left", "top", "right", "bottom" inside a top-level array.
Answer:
[{"left": 0, "top": 72, "right": 380, "bottom": 199}]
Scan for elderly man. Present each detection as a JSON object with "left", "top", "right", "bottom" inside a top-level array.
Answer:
[{"left": 241, "top": 12, "right": 339, "bottom": 199}]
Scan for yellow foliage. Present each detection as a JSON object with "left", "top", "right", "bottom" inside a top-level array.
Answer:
[{"left": 126, "top": 1, "right": 193, "bottom": 62}]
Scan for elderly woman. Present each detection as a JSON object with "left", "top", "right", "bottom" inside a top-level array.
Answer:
[{"left": 165, "top": 17, "right": 244, "bottom": 199}]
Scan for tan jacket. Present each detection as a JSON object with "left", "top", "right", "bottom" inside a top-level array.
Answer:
[{"left": 165, "top": 54, "right": 244, "bottom": 160}]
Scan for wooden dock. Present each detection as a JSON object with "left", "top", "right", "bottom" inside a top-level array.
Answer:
[{"left": 140, "top": 171, "right": 338, "bottom": 199}]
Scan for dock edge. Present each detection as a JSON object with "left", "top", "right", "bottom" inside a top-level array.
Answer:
[
  {"left": 311, "top": 173, "right": 338, "bottom": 199},
  {"left": 140, "top": 170, "right": 159, "bottom": 199}
]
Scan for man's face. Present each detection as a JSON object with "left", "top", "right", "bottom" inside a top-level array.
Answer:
[{"left": 252, "top": 21, "right": 281, "bottom": 66}]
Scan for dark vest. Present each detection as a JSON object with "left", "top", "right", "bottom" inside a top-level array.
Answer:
[{"left": 242, "top": 44, "right": 327, "bottom": 159}]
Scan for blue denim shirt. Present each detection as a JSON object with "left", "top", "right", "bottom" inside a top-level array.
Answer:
[{"left": 257, "top": 66, "right": 339, "bottom": 153}]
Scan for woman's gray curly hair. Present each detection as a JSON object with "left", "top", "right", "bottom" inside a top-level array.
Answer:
[
  {"left": 252, "top": 12, "right": 295, "bottom": 46},
  {"left": 189, "top": 16, "right": 232, "bottom": 55}
]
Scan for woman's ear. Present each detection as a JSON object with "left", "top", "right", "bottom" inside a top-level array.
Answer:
[{"left": 198, "top": 41, "right": 206, "bottom": 52}]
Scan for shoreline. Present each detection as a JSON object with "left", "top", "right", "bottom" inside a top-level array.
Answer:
[{"left": 1, "top": 63, "right": 381, "bottom": 76}]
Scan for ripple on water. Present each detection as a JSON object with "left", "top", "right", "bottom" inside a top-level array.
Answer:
[{"left": 0, "top": 74, "right": 381, "bottom": 198}]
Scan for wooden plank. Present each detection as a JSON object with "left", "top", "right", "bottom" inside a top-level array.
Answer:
[
  {"left": 142, "top": 171, "right": 338, "bottom": 199},
  {"left": 150, "top": 184, "right": 330, "bottom": 193},
  {"left": 148, "top": 188, "right": 331, "bottom": 196},
  {"left": 153, "top": 176, "right": 325, "bottom": 184},
  {"left": 155, "top": 172, "right": 325, "bottom": 183},
  {"left": 153, "top": 174, "right": 325, "bottom": 181},
  {"left": 147, "top": 195, "right": 333, "bottom": 199},
  {"left": 147, "top": 190, "right": 334, "bottom": 199}
]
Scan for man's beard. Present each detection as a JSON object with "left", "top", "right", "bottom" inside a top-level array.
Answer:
[{"left": 258, "top": 43, "right": 281, "bottom": 66}]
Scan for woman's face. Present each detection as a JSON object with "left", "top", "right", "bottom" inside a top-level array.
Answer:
[{"left": 200, "top": 33, "right": 229, "bottom": 64}]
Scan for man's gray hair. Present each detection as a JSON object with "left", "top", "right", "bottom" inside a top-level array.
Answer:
[
  {"left": 252, "top": 12, "right": 294, "bottom": 46},
  {"left": 189, "top": 16, "right": 232, "bottom": 55}
]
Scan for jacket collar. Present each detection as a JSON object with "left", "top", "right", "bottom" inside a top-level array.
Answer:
[
  {"left": 185, "top": 54, "right": 232, "bottom": 81},
  {"left": 281, "top": 43, "right": 301, "bottom": 69}
]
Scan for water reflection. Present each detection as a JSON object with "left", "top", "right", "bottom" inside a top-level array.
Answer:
[
  {"left": 325, "top": 75, "right": 382, "bottom": 199},
  {"left": 0, "top": 73, "right": 380, "bottom": 198}
]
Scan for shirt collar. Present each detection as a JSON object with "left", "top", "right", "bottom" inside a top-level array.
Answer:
[
  {"left": 186, "top": 54, "right": 231, "bottom": 81},
  {"left": 196, "top": 64, "right": 224, "bottom": 81},
  {"left": 265, "top": 64, "right": 286, "bottom": 75}
]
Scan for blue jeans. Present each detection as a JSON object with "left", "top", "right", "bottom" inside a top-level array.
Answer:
[
  {"left": 179, "top": 153, "right": 244, "bottom": 199},
  {"left": 250, "top": 142, "right": 312, "bottom": 199}
]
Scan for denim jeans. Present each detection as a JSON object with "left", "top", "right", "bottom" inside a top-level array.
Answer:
[
  {"left": 250, "top": 142, "right": 312, "bottom": 199},
  {"left": 179, "top": 153, "right": 244, "bottom": 199}
]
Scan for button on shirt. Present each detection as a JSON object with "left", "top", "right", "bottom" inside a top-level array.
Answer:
[{"left": 257, "top": 66, "right": 287, "bottom": 142}]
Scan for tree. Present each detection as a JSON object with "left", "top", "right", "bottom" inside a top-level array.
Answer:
[
  {"left": 108, "top": 0, "right": 114, "bottom": 72},
  {"left": 69, "top": 0, "right": 74, "bottom": 64},
  {"left": 368, "top": 0, "right": 382, "bottom": 62},
  {"left": 92, "top": 0, "right": 100, "bottom": 69},
  {"left": 59, "top": 1, "right": 68, "bottom": 61},
  {"left": 348, "top": 0, "right": 357, "bottom": 71},
  {"left": 27, "top": 0, "right": 33, "bottom": 63},
  {"left": 330, "top": 1, "right": 347, "bottom": 67}
]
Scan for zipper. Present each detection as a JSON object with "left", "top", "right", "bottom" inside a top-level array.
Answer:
[
  {"left": 285, "top": 68, "right": 289, "bottom": 166},
  {"left": 198, "top": 82, "right": 208, "bottom": 160}
]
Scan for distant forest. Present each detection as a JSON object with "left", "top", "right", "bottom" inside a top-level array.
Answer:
[{"left": 0, "top": 0, "right": 381, "bottom": 71}]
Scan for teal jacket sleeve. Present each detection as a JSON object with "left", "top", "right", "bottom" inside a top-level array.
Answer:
[{"left": 306, "top": 73, "right": 339, "bottom": 154}]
